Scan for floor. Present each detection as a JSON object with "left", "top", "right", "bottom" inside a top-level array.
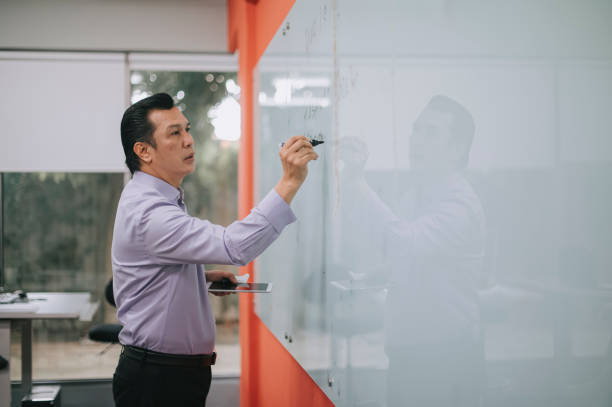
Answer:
[{"left": 10, "top": 377, "right": 240, "bottom": 407}]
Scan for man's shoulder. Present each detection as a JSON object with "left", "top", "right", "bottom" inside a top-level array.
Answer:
[{"left": 118, "top": 180, "right": 174, "bottom": 213}]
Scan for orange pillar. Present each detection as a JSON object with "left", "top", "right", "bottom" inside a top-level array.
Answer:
[
  {"left": 228, "top": 1, "right": 259, "bottom": 405},
  {"left": 227, "top": 1, "right": 334, "bottom": 405}
]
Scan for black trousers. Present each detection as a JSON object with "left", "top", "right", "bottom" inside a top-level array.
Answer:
[{"left": 113, "top": 351, "right": 212, "bottom": 407}]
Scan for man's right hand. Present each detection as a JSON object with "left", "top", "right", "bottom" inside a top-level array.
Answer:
[{"left": 275, "top": 135, "right": 319, "bottom": 204}]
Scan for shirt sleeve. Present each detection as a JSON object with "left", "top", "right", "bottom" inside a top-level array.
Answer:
[{"left": 141, "top": 189, "right": 296, "bottom": 266}]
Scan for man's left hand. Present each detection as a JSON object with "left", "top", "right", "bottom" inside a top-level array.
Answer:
[{"left": 205, "top": 270, "right": 238, "bottom": 297}]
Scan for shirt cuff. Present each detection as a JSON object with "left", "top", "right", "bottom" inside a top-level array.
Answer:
[{"left": 256, "top": 189, "right": 297, "bottom": 233}]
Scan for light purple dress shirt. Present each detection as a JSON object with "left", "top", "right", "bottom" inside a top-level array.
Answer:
[{"left": 111, "top": 171, "right": 296, "bottom": 355}]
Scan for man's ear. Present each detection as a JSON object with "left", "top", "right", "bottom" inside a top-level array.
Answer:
[{"left": 133, "top": 142, "right": 153, "bottom": 164}]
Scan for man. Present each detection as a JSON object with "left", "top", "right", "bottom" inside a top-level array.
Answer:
[{"left": 111, "top": 93, "right": 318, "bottom": 406}]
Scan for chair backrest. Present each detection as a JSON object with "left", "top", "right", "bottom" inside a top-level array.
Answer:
[{"left": 105, "top": 279, "right": 116, "bottom": 308}]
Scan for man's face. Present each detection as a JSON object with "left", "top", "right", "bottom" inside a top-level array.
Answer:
[
  {"left": 147, "top": 107, "right": 195, "bottom": 181},
  {"left": 409, "top": 108, "right": 458, "bottom": 173}
]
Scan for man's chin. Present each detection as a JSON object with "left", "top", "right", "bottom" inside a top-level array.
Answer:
[
  {"left": 176, "top": 164, "right": 195, "bottom": 179},
  {"left": 185, "top": 162, "right": 196, "bottom": 174}
]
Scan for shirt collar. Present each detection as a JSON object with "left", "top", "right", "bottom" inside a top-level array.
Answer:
[{"left": 132, "top": 171, "right": 183, "bottom": 204}]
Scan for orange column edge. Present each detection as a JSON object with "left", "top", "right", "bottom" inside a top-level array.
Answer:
[{"left": 227, "top": 0, "right": 335, "bottom": 406}]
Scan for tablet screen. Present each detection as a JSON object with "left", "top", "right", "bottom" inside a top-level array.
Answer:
[{"left": 207, "top": 282, "right": 272, "bottom": 293}]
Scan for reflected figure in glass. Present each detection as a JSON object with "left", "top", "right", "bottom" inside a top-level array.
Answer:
[{"left": 338, "top": 95, "right": 486, "bottom": 406}]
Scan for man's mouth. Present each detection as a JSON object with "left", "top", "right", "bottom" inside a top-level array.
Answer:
[{"left": 185, "top": 153, "right": 195, "bottom": 161}]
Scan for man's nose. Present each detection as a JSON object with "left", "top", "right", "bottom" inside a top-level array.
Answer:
[{"left": 184, "top": 131, "right": 194, "bottom": 148}]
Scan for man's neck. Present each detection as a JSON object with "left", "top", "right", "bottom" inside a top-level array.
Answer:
[{"left": 138, "top": 166, "right": 182, "bottom": 189}]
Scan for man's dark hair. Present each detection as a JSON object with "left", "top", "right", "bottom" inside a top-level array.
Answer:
[
  {"left": 120, "top": 93, "right": 174, "bottom": 174},
  {"left": 426, "top": 95, "right": 475, "bottom": 168}
]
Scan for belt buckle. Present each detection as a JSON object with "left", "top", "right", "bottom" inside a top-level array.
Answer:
[{"left": 210, "top": 352, "right": 217, "bottom": 366}]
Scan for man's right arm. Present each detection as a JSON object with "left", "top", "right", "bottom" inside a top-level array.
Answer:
[
  {"left": 142, "top": 135, "right": 318, "bottom": 266},
  {"left": 141, "top": 190, "right": 295, "bottom": 266}
]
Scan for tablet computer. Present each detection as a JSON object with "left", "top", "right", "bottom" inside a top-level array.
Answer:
[{"left": 207, "top": 281, "right": 273, "bottom": 293}]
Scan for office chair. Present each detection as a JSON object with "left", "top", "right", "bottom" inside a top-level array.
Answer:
[{"left": 88, "top": 279, "right": 122, "bottom": 350}]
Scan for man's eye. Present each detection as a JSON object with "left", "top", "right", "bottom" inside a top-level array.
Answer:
[
  {"left": 186, "top": 127, "right": 191, "bottom": 133},
  {"left": 172, "top": 131, "right": 180, "bottom": 136}
]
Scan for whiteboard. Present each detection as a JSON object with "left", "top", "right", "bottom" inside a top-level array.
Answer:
[{"left": 255, "top": 1, "right": 612, "bottom": 406}]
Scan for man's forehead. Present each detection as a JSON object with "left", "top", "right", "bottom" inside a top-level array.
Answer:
[{"left": 149, "top": 107, "right": 188, "bottom": 129}]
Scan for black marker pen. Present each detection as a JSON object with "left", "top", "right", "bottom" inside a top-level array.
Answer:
[{"left": 278, "top": 139, "right": 325, "bottom": 148}]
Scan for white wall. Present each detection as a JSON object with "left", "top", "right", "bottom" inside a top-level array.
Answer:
[{"left": 0, "top": 0, "right": 227, "bottom": 53}]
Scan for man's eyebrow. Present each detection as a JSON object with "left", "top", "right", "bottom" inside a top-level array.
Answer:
[{"left": 166, "top": 122, "right": 190, "bottom": 130}]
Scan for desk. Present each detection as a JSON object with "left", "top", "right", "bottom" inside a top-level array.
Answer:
[{"left": 0, "top": 293, "right": 99, "bottom": 407}]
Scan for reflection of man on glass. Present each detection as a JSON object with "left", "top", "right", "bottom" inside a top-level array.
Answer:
[{"left": 384, "top": 95, "right": 486, "bottom": 406}]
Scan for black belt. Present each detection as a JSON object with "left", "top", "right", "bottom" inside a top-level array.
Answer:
[{"left": 122, "top": 345, "right": 216, "bottom": 367}]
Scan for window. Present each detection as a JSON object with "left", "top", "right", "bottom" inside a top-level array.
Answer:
[
  {"left": 3, "top": 172, "right": 123, "bottom": 380},
  {"left": 1, "top": 57, "right": 240, "bottom": 380}
]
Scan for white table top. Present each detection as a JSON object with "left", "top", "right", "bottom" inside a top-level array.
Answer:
[{"left": 0, "top": 292, "right": 98, "bottom": 320}]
